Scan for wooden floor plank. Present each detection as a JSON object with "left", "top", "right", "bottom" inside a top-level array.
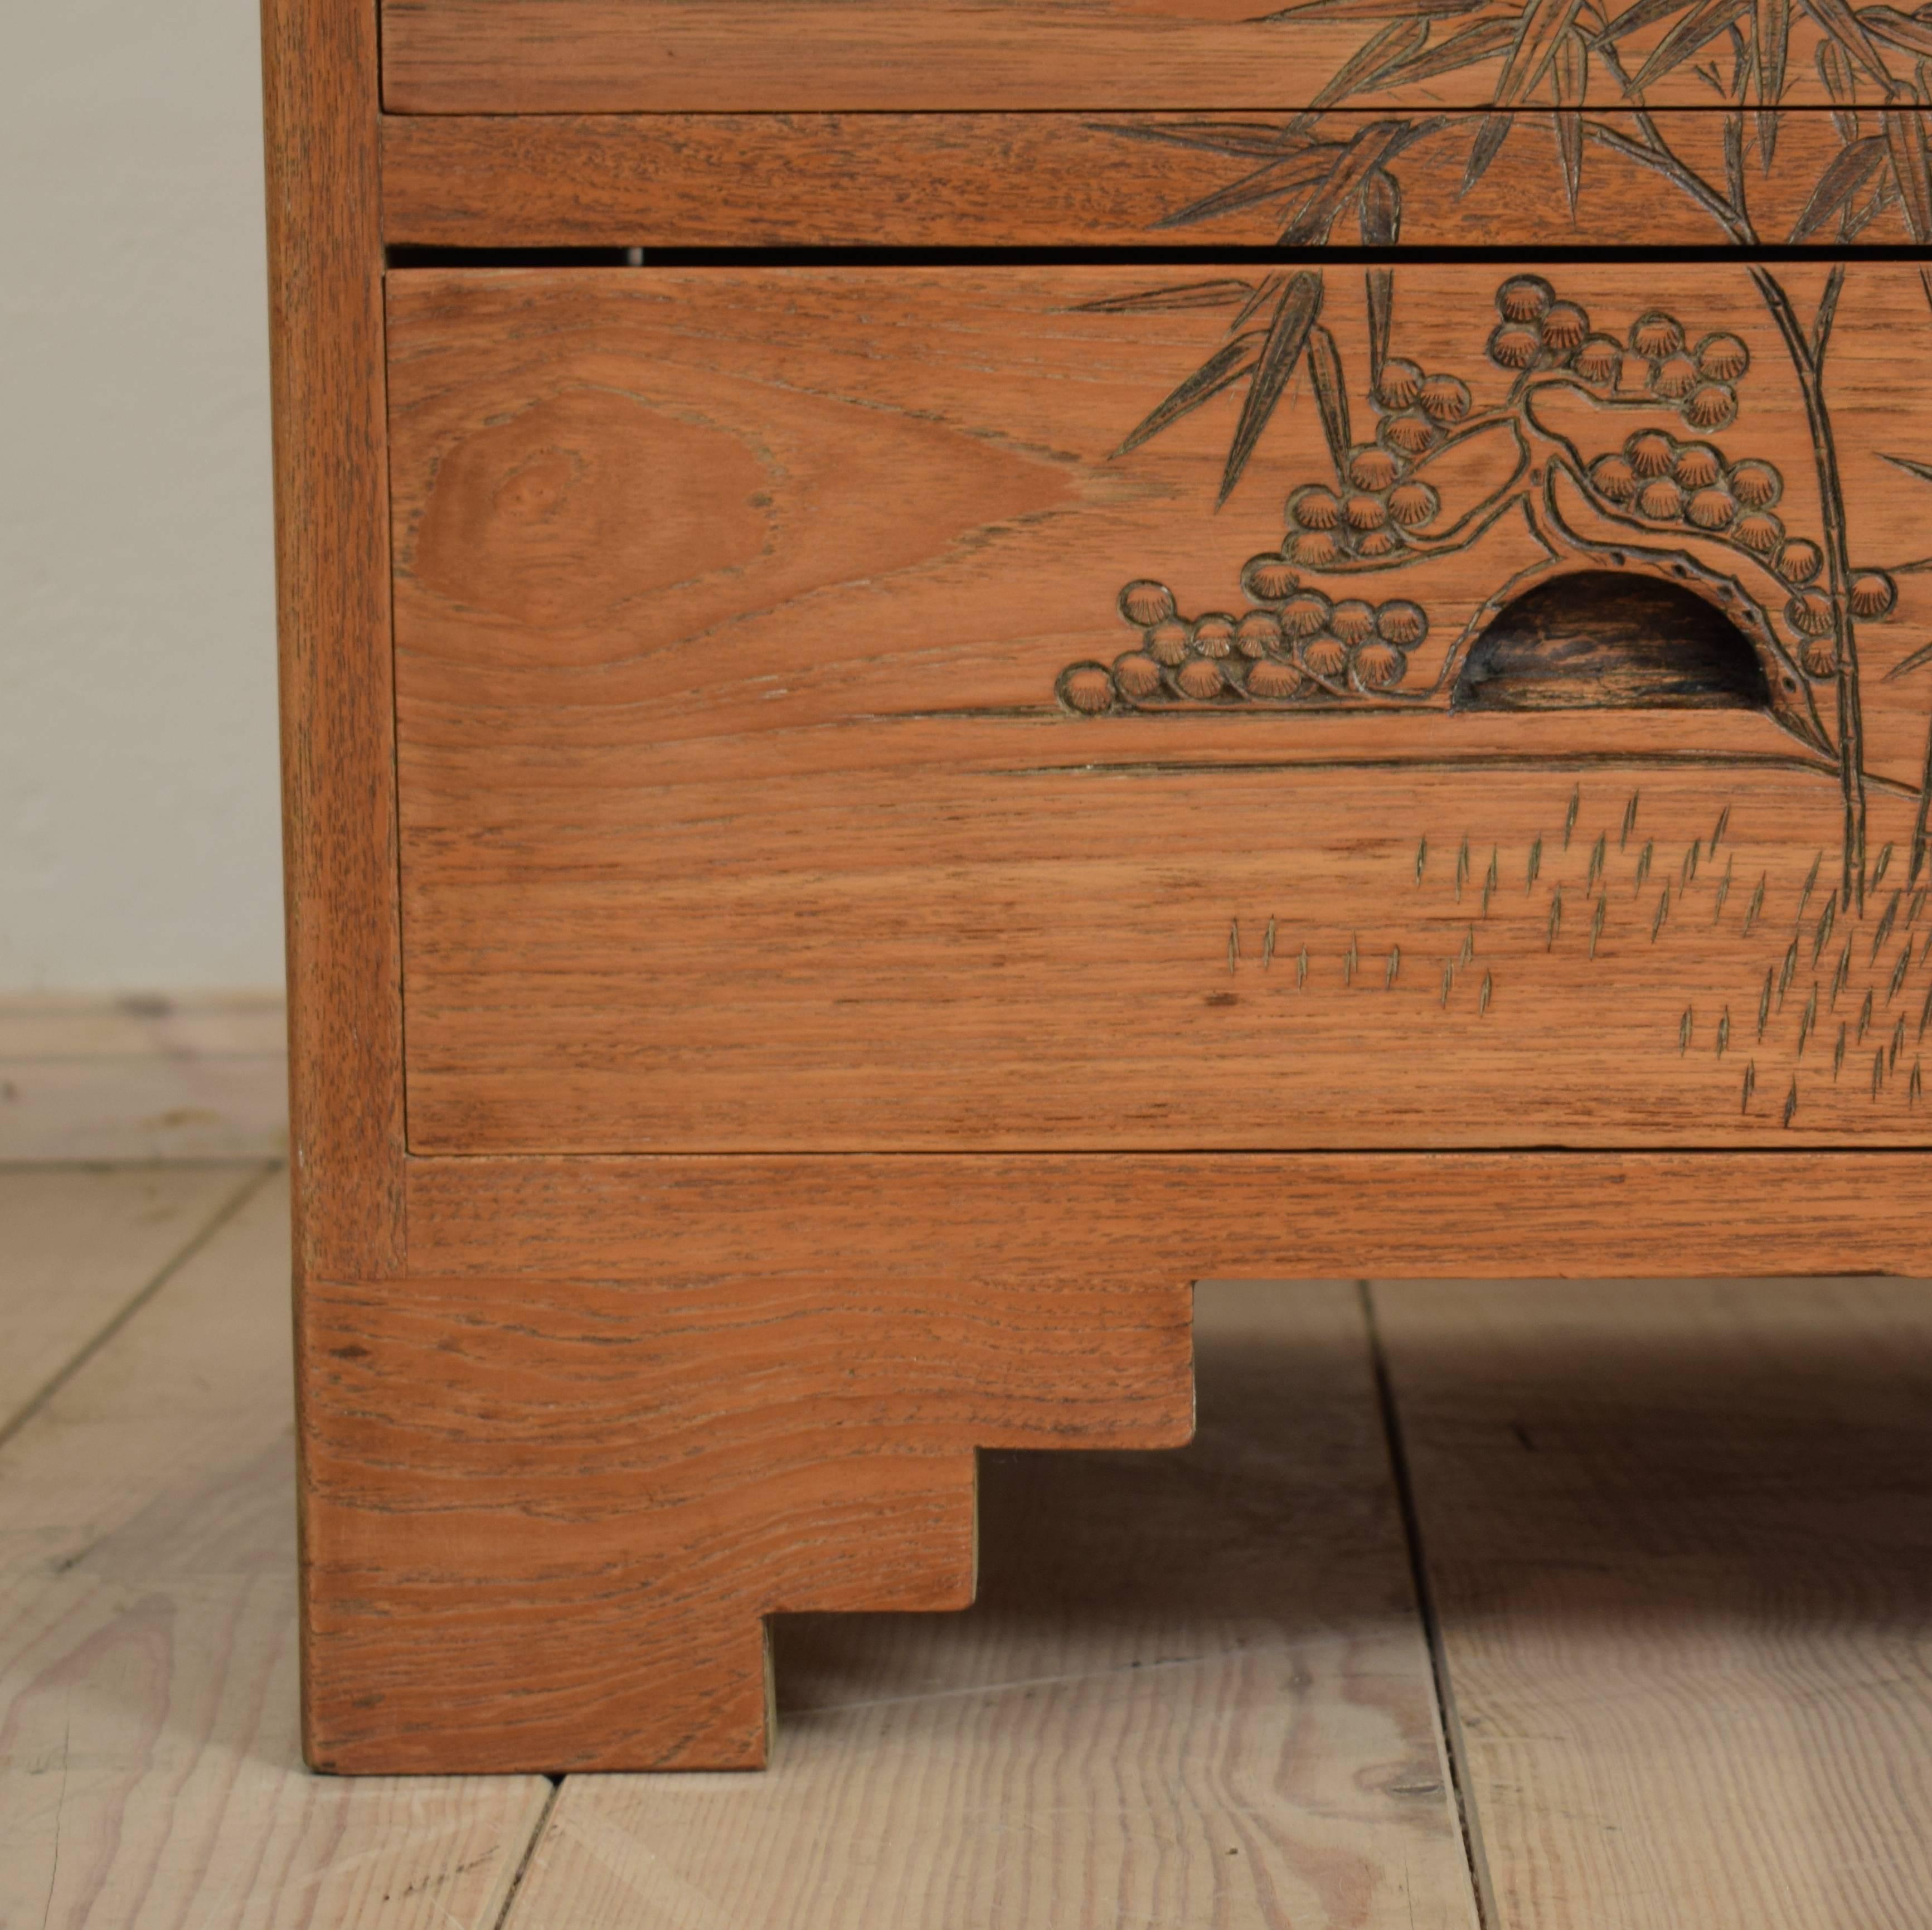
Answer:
[
  {"left": 502, "top": 1281, "right": 1480, "bottom": 1930},
  {"left": 1373, "top": 1276, "right": 1932, "bottom": 1930},
  {"left": 0, "top": 1172, "right": 552, "bottom": 1928},
  {"left": 0, "top": 1163, "right": 262, "bottom": 1436},
  {"left": 0, "top": 996, "right": 288, "bottom": 1162}
]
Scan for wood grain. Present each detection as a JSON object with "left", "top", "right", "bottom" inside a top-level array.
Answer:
[
  {"left": 0, "top": 1165, "right": 260, "bottom": 1433},
  {"left": 406, "top": 1151, "right": 1932, "bottom": 1283},
  {"left": 379, "top": 2, "right": 1886, "bottom": 112},
  {"left": 382, "top": 109, "right": 1932, "bottom": 251},
  {"left": 301, "top": 1182, "right": 1193, "bottom": 1772},
  {"left": 262, "top": 0, "right": 405, "bottom": 1282},
  {"left": 0, "top": 1173, "right": 554, "bottom": 1926},
  {"left": 1375, "top": 1274, "right": 1932, "bottom": 1930},
  {"left": 388, "top": 263, "right": 1932, "bottom": 1153},
  {"left": 497, "top": 1283, "right": 1479, "bottom": 1930}
]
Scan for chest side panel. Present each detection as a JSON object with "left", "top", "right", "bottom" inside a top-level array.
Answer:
[{"left": 389, "top": 263, "right": 1932, "bottom": 1152}]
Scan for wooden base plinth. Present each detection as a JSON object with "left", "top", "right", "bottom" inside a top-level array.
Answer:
[{"left": 299, "top": 1152, "right": 1930, "bottom": 1773}]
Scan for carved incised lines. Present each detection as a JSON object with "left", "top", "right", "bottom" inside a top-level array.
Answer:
[
  {"left": 1058, "top": 273, "right": 1893, "bottom": 738},
  {"left": 1059, "top": 264, "right": 1932, "bottom": 919},
  {"left": 1093, "top": 2, "right": 1932, "bottom": 246}
]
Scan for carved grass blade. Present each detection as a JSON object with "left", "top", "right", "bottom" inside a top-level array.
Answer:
[
  {"left": 1725, "top": 109, "right": 1749, "bottom": 211},
  {"left": 1076, "top": 279, "right": 1257, "bottom": 314},
  {"left": 1115, "top": 337, "right": 1258, "bottom": 458},
  {"left": 1306, "top": 324, "right": 1352, "bottom": 481},
  {"left": 1884, "top": 106, "right": 1932, "bottom": 243},
  {"left": 1152, "top": 147, "right": 1347, "bottom": 228},
  {"left": 1817, "top": 40, "right": 1859, "bottom": 140},
  {"left": 1220, "top": 272, "right": 1323, "bottom": 505},
  {"left": 1797, "top": 0, "right": 1895, "bottom": 83},
  {"left": 1626, "top": 0, "right": 1751, "bottom": 94},
  {"left": 1787, "top": 132, "right": 1886, "bottom": 239}
]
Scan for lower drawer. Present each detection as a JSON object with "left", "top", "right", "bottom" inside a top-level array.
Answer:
[{"left": 388, "top": 261, "right": 1932, "bottom": 1153}]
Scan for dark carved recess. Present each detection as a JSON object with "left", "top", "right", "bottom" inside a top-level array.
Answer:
[{"left": 1453, "top": 573, "right": 1773, "bottom": 716}]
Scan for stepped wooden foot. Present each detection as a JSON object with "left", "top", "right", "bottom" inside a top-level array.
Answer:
[{"left": 298, "top": 1182, "right": 1194, "bottom": 1773}]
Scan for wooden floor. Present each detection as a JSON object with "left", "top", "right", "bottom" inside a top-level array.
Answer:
[{"left": 4, "top": 1022, "right": 1930, "bottom": 1925}]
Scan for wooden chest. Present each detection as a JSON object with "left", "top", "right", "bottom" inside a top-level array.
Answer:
[{"left": 265, "top": 0, "right": 1932, "bottom": 1773}]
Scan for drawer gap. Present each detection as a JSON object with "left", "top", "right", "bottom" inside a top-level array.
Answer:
[{"left": 387, "top": 241, "right": 1932, "bottom": 271}]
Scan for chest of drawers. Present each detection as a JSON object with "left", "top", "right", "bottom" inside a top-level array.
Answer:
[{"left": 265, "top": 0, "right": 1932, "bottom": 1772}]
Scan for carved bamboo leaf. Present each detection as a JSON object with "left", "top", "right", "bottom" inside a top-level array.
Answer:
[
  {"left": 1724, "top": 108, "right": 1749, "bottom": 210},
  {"left": 1370, "top": 14, "right": 1518, "bottom": 83},
  {"left": 1553, "top": 27, "right": 1589, "bottom": 211},
  {"left": 1114, "top": 337, "right": 1259, "bottom": 457},
  {"left": 1076, "top": 280, "right": 1259, "bottom": 314},
  {"left": 1597, "top": 0, "right": 1700, "bottom": 45},
  {"left": 1463, "top": 111, "right": 1513, "bottom": 191},
  {"left": 1799, "top": 0, "right": 1896, "bottom": 83},
  {"left": 1281, "top": 119, "right": 1425, "bottom": 242},
  {"left": 1859, "top": 6, "right": 1932, "bottom": 55},
  {"left": 1221, "top": 273, "right": 1323, "bottom": 505},
  {"left": 1366, "top": 266, "right": 1395, "bottom": 385},
  {"left": 1625, "top": 0, "right": 1753, "bottom": 94},
  {"left": 1260, "top": 0, "right": 1486, "bottom": 18},
  {"left": 1089, "top": 120, "right": 1314, "bottom": 158},
  {"left": 1358, "top": 166, "right": 1402, "bottom": 243},
  {"left": 1307, "top": 17, "right": 1433, "bottom": 109},
  {"left": 1232, "top": 273, "right": 1290, "bottom": 329},
  {"left": 1886, "top": 637, "right": 1932, "bottom": 678},
  {"left": 1885, "top": 106, "right": 1932, "bottom": 241},
  {"left": 1817, "top": 38, "right": 1860, "bottom": 138},
  {"left": 1152, "top": 147, "right": 1348, "bottom": 228},
  {"left": 1754, "top": 0, "right": 1789, "bottom": 166},
  {"left": 1787, "top": 130, "right": 1887, "bottom": 237},
  {"left": 1844, "top": 172, "right": 1900, "bottom": 234},
  {"left": 1881, "top": 452, "right": 1932, "bottom": 487},
  {"left": 1305, "top": 324, "right": 1352, "bottom": 482},
  {"left": 1495, "top": 0, "right": 1589, "bottom": 101}
]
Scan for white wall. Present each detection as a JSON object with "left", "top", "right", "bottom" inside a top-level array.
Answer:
[{"left": 1, "top": 0, "right": 283, "bottom": 993}]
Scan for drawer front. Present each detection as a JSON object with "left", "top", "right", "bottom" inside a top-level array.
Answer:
[
  {"left": 390, "top": 261, "right": 1932, "bottom": 1153},
  {"left": 381, "top": 0, "right": 1907, "bottom": 113}
]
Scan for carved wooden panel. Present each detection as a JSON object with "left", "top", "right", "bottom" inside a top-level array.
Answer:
[
  {"left": 383, "top": 108, "right": 1932, "bottom": 252},
  {"left": 388, "top": 261, "right": 1932, "bottom": 1153},
  {"left": 381, "top": 0, "right": 1931, "bottom": 115}
]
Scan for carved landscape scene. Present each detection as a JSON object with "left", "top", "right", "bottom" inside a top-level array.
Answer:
[{"left": 387, "top": 255, "right": 1932, "bottom": 1150}]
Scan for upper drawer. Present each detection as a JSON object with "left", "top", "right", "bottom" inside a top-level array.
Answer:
[
  {"left": 390, "top": 259, "right": 1932, "bottom": 1156},
  {"left": 381, "top": 0, "right": 1918, "bottom": 114}
]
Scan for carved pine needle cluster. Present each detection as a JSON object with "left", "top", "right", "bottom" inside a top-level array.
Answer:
[{"left": 1060, "top": 271, "right": 1911, "bottom": 724}]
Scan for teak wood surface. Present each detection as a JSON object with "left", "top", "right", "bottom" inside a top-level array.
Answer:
[
  {"left": 379, "top": 0, "right": 1916, "bottom": 113},
  {"left": 382, "top": 109, "right": 1932, "bottom": 251},
  {"left": 389, "top": 263, "right": 1932, "bottom": 1155},
  {"left": 268, "top": 0, "right": 1932, "bottom": 1776}
]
